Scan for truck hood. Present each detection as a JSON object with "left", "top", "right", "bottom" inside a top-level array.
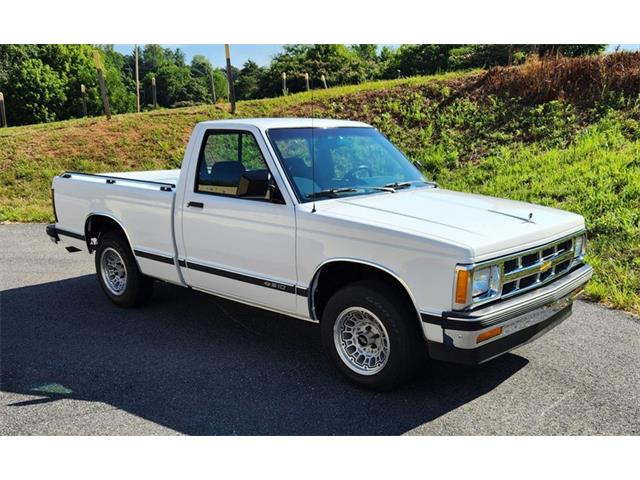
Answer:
[{"left": 317, "top": 187, "right": 584, "bottom": 260}]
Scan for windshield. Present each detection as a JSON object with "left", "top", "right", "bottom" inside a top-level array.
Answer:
[{"left": 267, "top": 127, "right": 428, "bottom": 202}]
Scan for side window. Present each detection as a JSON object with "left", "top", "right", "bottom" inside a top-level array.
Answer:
[{"left": 196, "top": 131, "right": 271, "bottom": 198}]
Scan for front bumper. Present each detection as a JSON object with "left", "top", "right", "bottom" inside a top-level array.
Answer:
[{"left": 423, "top": 263, "right": 593, "bottom": 365}]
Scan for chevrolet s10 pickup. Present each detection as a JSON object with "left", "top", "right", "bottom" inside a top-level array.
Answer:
[{"left": 47, "top": 118, "right": 592, "bottom": 390}]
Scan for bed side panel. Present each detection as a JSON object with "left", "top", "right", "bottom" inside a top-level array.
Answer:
[{"left": 52, "top": 175, "right": 181, "bottom": 284}]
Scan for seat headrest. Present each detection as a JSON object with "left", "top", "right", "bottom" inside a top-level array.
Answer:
[{"left": 210, "top": 161, "right": 246, "bottom": 186}]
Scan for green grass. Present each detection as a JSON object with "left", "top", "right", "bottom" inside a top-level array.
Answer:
[
  {"left": 439, "top": 116, "right": 640, "bottom": 313},
  {"left": 0, "top": 68, "right": 638, "bottom": 314}
]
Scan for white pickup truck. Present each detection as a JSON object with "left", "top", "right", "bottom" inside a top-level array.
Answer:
[{"left": 47, "top": 118, "right": 592, "bottom": 390}]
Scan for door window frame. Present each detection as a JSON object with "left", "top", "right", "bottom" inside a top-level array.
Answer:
[{"left": 193, "top": 128, "right": 286, "bottom": 204}]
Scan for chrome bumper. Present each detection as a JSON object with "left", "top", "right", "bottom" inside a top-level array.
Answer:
[{"left": 423, "top": 263, "right": 593, "bottom": 364}]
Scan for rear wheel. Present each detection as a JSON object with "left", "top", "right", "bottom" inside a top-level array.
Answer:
[
  {"left": 321, "top": 281, "right": 423, "bottom": 390},
  {"left": 95, "top": 231, "right": 154, "bottom": 307}
]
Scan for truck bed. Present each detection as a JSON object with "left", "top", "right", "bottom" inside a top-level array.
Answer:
[{"left": 51, "top": 168, "right": 183, "bottom": 285}]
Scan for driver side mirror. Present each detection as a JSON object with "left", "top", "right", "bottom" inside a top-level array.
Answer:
[{"left": 237, "top": 170, "right": 285, "bottom": 204}]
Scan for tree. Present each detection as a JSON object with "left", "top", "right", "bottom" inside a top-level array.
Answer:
[
  {"left": 389, "top": 44, "right": 457, "bottom": 77},
  {"left": 235, "top": 60, "right": 267, "bottom": 100},
  {"left": 265, "top": 44, "right": 370, "bottom": 96},
  {"left": 190, "top": 55, "right": 226, "bottom": 102},
  {"left": 141, "top": 44, "right": 166, "bottom": 75},
  {"left": 99, "top": 45, "right": 136, "bottom": 114},
  {"left": 538, "top": 44, "right": 607, "bottom": 57},
  {"left": 0, "top": 44, "right": 135, "bottom": 125},
  {"left": 5, "top": 58, "right": 67, "bottom": 124},
  {"left": 351, "top": 44, "right": 378, "bottom": 62}
]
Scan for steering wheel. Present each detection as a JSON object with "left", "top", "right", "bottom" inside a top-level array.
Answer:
[{"left": 343, "top": 164, "right": 372, "bottom": 183}]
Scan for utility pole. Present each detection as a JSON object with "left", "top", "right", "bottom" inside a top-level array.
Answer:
[
  {"left": 224, "top": 44, "right": 236, "bottom": 114},
  {"left": 0, "top": 92, "right": 7, "bottom": 127},
  {"left": 282, "top": 72, "right": 288, "bottom": 96},
  {"left": 93, "top": 50, "right": 111, "bottom": 120},
  {"left": 134, "top": 44, "right": 140, "bottom": 113},
  {"left": 80, "top": 84, "right": 87, "bottom": 117},
  {"left": 321, "top": 74, "right": 328, "bottom": 89},
  {"left": 304, "top": 72, "right": 310, "bottom": 92}
]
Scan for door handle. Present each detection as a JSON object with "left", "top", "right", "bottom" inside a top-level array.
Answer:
[{"left": 187, "top": 201, "right": 204, "bottom": 209}]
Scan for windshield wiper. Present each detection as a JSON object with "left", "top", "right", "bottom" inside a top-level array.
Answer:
[
  {"left": 383, "top": 180, "right": 437, "bottom": 190},
  {"left": 306, "top": 187, "right": 361, "bottom": 199},
  {"left": 306, "top": 186, "right": 395, "bottom": 199}
]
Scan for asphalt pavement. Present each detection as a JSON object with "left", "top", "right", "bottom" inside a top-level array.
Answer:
[{"left": 1, "top": 223, "right": 638, "bottom": 435}]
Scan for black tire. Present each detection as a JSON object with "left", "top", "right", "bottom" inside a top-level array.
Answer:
[
  {"left": 321, "top": 280, "right": 423, "bottom": 391},
  {"left": 94, "top": 231, "right": 154, "bottom": 307}
]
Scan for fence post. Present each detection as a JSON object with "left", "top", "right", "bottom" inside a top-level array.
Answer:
[
  {"left": 134, "top": 45, "right": 140, "bottom": 113},
  {"left": 282, "top": 72, "right": 288, "bottom": 96},
  {"left": 321, "top": 74, "right": 328, "bottom": 89},
  {"left": 0, "top": 92, "right": 7, "bottom": 128},
  {"left": 305, "top": 72, "right": 310, "bottom": 92},
  {"left": 224, "top": 44, "right": 236, "bottom": 114},
  {"left": 209, "top": 72, "right": 217, "bottom": 104},
  {"left": 93, "top": 51, "right": 111, "bottom": 120},
  {"left": 151, "top": 76, "right": 157, "bottom": 109},
  {"left": 80, "top": 84, "right": 87, "bottom": 117}
]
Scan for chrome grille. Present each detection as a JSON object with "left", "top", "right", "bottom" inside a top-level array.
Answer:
[{"left": 499, "top": 236, "right": 577, "bottom": 300}]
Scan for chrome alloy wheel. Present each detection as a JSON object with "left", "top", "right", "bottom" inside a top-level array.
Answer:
[
  {"left": 100, "top": 247, "right": 128, "bottom": 295},
  {"left": 333, "top": 307, "right": 390, "bottom": 375}
]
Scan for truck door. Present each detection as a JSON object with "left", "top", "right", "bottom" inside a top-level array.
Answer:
[{"left": 179, "top": 127, "right": 298, "bottom": 314}]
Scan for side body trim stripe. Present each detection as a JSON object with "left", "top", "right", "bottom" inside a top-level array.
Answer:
[
  {"left": 135, "top": 251, "right": 303, "bottom": 296},
  {"left": 186, "top": 261, "right": 296, "bottom": 294},
  {"left": 134, "top": 250, "right": 175, "bottom": 265}
]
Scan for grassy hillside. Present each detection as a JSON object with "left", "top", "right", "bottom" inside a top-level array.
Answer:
[{"left": 1, "top": 54, "right": 638, "bottom": 314}]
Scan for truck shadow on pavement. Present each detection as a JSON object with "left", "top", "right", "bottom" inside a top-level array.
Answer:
[{"left": 1, "top": 274, "right": 528, "bottom": 435}]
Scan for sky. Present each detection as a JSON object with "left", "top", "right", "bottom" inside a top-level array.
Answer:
[
  {"left": 113, "top": 44, "right": 283, "bottom": 68},
  {"left": 113, "top": 44, "right": 640, "bottom": 68}
]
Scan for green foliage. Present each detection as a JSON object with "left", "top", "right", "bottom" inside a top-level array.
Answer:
[
  {"left": 99, "top": 46, "right": 136, "bottom": 114},
  {"left": 0, "top": 43, "right": 612, "bottom": 125},
  {"left": 388, "top": 44, "right": 608, "bottom": 77},
  {"left": 6, "top": 58, "right": 67, "bottom": 123},
  {"left": 235, "top": 60, "right": 267, "bottom": 100},
  {"left": 265, "top": 44, "right": 372, "bottom": 96},
  {"left": 539, "top": 44, "right": 607, "bottom": 57},
  {"left": 389, "top": 44, "right": 456, "bottom": 77},
  {"left": 0, "top": 44, "right": 135, "bottom": 125}
]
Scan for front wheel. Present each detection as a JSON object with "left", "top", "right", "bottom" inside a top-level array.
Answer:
[
  {"left": 321, "top": 281, "right": 423, "bottom": 390},
  {"left": 95, "top": 231, "right": 154, "bottom": 307}
]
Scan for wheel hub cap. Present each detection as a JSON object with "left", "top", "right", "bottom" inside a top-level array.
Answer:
[
  {"left": 333, "top": 307, "right": 390, "bottom": 376},
  {"left": 100, "top": 247, "right": 127, "bottom": 295}
]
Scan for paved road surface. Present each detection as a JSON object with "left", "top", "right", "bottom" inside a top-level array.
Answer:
[{"left": 1, "top": 224, "right": 638, "bottom": 435}]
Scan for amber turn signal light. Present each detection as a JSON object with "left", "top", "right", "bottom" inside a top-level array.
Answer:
[
  {"left": 455, "top": 269, "right": 470, "bottom": 305},
  {"left": 476, "top": 326, "right": 503, "bottom": 344}
]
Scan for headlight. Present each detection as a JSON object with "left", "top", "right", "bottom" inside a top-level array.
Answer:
[
  {"left": 574, "top": 235, "right": 586, "bottom": 259},
  {"left": 454, "top": 264, "right": 501, "bottom": 310},
  {"left": 472, "top": 265, "right": 501, "bottom": 298}
]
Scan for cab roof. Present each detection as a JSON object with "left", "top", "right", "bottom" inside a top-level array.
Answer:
[{"left": 196, "top": 117, "right": 372, "bottom": 131}]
